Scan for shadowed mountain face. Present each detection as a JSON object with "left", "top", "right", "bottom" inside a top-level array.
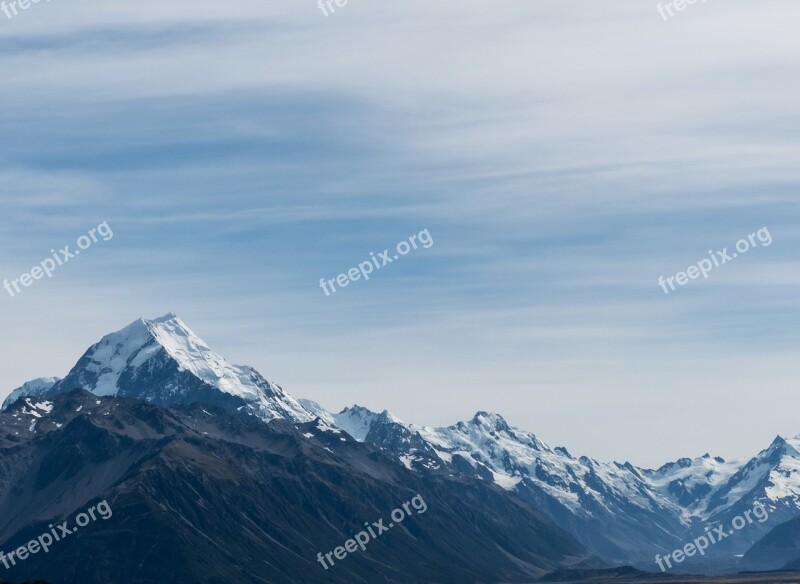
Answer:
[
  {"left": 740, "top": 514, "right": 800, "bottom": 571},
  {"left": 0, "top": 390, "right": 590, "bottom": 584}
]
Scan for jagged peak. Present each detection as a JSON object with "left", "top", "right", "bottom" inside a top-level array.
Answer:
[
  {"left": 330, "top": 404, "right": 404, "bottom": 441},
  {"left": 470, "top": 411, "right": 510, "bottom": 432},
  {"left": 554, "top": 446, "right": 573, "bottom": 459},
  {"left": 338, "top": 404, "right": 401, "bottom": 423},
  {"left": 339, "top": 404, "right": 374, "bottom": 415},
  {"left": 149, "top": 312, "right": 178, "bottom": 323},
  {"left": 770, "top": 434, "right": 787, "bottom": 447},
  {"left": 770, "top": 435, "right": 800, "bottom": 459}
]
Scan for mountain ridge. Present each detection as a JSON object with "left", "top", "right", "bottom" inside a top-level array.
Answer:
[
  {"left": 4, "top": 313, "right": 800, "bottom": 573},
  {"left": 0, "top": 388, "right": 592, "bottom": 583}
]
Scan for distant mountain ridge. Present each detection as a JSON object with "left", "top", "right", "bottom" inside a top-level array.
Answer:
[
  {"left": 300, "top": 396, "right": 800, "bottom": 567},
  {"left": 4, "top": 314, "right": 800, "bottom": 573}
]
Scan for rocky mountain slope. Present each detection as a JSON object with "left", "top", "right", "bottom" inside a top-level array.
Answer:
[{"left": 0, "top": 390, "right": 590, "bottom": 583}]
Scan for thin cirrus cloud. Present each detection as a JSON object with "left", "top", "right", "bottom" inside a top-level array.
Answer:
[{"left": 0, "top": 0, "right": 798, "bottom": 466}]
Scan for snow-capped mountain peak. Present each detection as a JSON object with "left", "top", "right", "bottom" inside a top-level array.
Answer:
[
  {"left": 331, "top": 405, "right": 401, "bottom": 441},
  {"left": 470, "top": 411, "right": 512, "bottom": 433},
  {"left": 696, "top": 434, "right": 800, "bottom": 530},
  {"left": 1, "top": 377, "right": 60, "bottom": 411},
  {"left": 136, "top": 313, "right": 271, "bottom": 402},
  {"left": 2, "top": 314, "right": 314, "bottom": 423},
  {"left": 296, "top": 401, "right": 405, "bottom": 442},
  {"left": 643, "top": 453, "right": 744, "bottom": 517}
]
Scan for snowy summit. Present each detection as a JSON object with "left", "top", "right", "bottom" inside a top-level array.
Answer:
[{"left": 2, "top": 313, "right": 314, "bottom": 423}]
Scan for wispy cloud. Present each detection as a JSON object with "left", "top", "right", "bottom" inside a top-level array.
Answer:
[{"left": 0, "top": 0, "right": 798, "bottom": 465}]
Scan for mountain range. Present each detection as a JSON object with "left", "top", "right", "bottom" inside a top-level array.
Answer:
[{"left": 2, "top": 313, "right": 799, "bottom": 582}]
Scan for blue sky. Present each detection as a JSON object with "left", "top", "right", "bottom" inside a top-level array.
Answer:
[{"left": 1, "top": 0, "right": 798, "bottom": 466}]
